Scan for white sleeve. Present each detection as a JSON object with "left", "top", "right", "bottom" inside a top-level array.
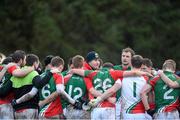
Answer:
[
  {"left": 115, "top": 79, "right": 122, "bottom": 85},
  {"left": 28, "top": 87, "right": 38, "bottom": 96},
  {"left": 56, "top": 84, "right": 75, "bottom": 104},
  {"left": 16, "top": 87, "right": 38, "bottom": 104}
]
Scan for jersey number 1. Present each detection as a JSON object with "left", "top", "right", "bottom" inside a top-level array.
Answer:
[{"left": 133, "top": 82, "right": 137, "bottom": 97}]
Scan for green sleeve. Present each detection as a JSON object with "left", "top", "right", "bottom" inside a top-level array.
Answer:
[
  {"left": 176, "top": 78, "right": 180, "bottom": 86},
  {"left": 84, "top": 70, "right": 93, "bottom": 77}
]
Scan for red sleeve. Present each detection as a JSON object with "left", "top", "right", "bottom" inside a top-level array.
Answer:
[
  {"left": 53, "top": 73, "right": 63, "bottom": 84},
  {"left": 149, "top": 76, "right": 160, "bottom": 89},
  {"left": 7, "top": 65, "right": 17, "bottom": 74},
  {"left": 110, "top": 70, "right": 124, "bottom": 81},
  {"left": 0, "top": 66, "right": 3, "bottom": 71},
  {"left": 143, "top": 75, "right": 149, "bottom": 82},
  {"left": 64, "top": 74, "right": 71, "bottom": 85},
  {"left": 84, "top": 77, "right": 93, "bottom": 90},
  {"left": 85, "top": 71, "right": 98, "bottom": 80}
]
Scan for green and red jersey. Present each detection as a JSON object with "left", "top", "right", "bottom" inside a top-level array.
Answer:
[
  {"left": 149, "top": 71, "right": 180, "bottom": 113},
  {"left": 0, "top": 65, "right": 17, "bottom": 104},
  {"left": 0, "top": 65, "right": 3, "bottom": 71},
  {"left": 113, "top": 65, "right": 131, "bottom": 71},
  {"left": 39, "top": 72, "right": 64, "bottom": 117},
  {"left": 113, "top": 65, "right": 131, "bottom": 100},
  {"left": 62, "top": 74, "right": 88, "bottom": 108},
  {"left": 83, "top": 62, "right": 93, "bottom": 70},
  {"left": 84, "top": 70, "right": 124, "bottom": 107}
]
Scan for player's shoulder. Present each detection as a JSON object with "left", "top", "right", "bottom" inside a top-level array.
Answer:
[
  {"left": 142, "top": 75, "right": 149, "bottom": 81},
  {"left": 113, "top": 65, "right": 122, "bottom": 70}
]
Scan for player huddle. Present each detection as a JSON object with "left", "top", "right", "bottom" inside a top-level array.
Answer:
[{"left": 0, "top": 48, "right": 179, "bottom": 120}]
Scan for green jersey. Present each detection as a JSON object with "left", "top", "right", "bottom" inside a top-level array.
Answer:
[
  {"left": 39, "top": 72, "right": 63, "bottom": 117},
  {"left": 63, "top": 74, "right": 87, "bottom": 107},
  {"left": 85, "top": 70, "right": 115, "bottom": 93},
  {"left": 84, "top": 70, "right": 124, "bottom": 107},
  {"left": 62, "top": 70, "right": 68, "bottom": 77},
  {"left": 149, "top": 71, "right": 180, "bottom": 113},
  {"left": 113, "top": 65, "right": 131, "bottom": 71},
  {"left": 113, "top": 65, "right": 131, "bottom": 100}
]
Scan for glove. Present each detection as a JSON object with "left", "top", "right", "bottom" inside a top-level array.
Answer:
[
  {"left": 73, "top": 101, "right": 83, "bottom": 110},
  {"left": 79, "top": 97, "right": 90, "bottom": 105},
  {"left": 88, "top": 97, "right": 102, "bottom": 107},
  {"left": 146, "top": 109, "right": 155, "bottom": 117},
  {"left": 11, "top": 99, "right": 17, "bottom": 107}
]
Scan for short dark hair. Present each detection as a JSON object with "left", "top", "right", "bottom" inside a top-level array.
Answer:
[
  {"left": 44, "top": 55, "right": 54, "bottom": 66},
  {"left": 2, "top": 57, "right": 13, "bottom": 64},
  {"left": 26, "top": 54, "right": 39, "bottom": 66},
  {"left": 68, "top": 57, "right": 73, "bottom": 66},
  {"left": 12, "top": 50, "right": 26, "bottom": 63},
  {"left": 131, "top": 55, "right": 143, "bottom": 68},
  {"left": 103, "top": 62, "right": 114, "bottom": 69},
  {"left": 122, "top": 47, "right": 135, "bottom": 57},
  {"left": 142, "top": 58, "right": 153, "bottom": 68},
  {"left": 51, "top": 56, "right": 64, "bottom": 67},
  {"left": 72, "top": 55, "right": 84, "bottom": 68}
]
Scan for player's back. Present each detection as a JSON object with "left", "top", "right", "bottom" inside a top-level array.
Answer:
[{"left": 121, "top": 76, "right": 147, "bottom": 113}]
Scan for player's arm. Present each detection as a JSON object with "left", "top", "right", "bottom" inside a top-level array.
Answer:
[
  {"left": 123, "top": 70, "right": 153, "bottom": 77},
  {"left": 0, "top": 63, "right": 16, "bottom": 81},
  {"left": 140, "top": 83, "right": 155, "bottom": 117},
  {"left": 88, "top": 86, "right": 116, "bottom": 104},
  {"left": 13, "top": 72, "right": 53, "bottom": 105},
  {"left": 84, "top": 77, "right": 115, "bottom": 103},
  {"left": 158, "top": 70, "right": 180, "bottom": 88},
  {"left": 0, "top": 67, "right": 7, "bottom": 81},
  {"left": 88, "top": 87, "right": 102, "bottom": 97},
  {"left": 100, "top": 80, "right": 121, "bottom": 100},
  {"left": 140, "top": 83, "right": 152, "bottom": 110},
  {"left": 39, "top": 91, "right": 59, "bottom": 108},
  {"left": 111, "top": 70, "right": 152, "bottom": 80},
  {"left": 69, "top": 69, "right": 85, "bottom": 76},
  {"left": 70, "top": 69, "right": 96, "bottom": 79},
  {"left": 12, "top": 87, "right": 38, "bottom": 106},
  {"left": 56, "top": 84, "right": 76, "bottom": 104},
  {"left": 12, "top": 66, "right": 34, "bottom": 77},
  {"left": 33, "top": 71, "right": 53, "bottom": 89},
  {"left": 89, "top": 79, "right": 121, "bottom": 107}
]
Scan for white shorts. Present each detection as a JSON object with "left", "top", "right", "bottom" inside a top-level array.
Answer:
[
  {"left": 91, "top": 107, "right": 115, "bottom": 120},
  {"left": 15, "top": 108, "right": 38, "bottom": 119},
  {"left": 39, "top": 114, "right": 66, "bottom": 119},
  {"left": 0, "top": 103, "right": 14, "bottom": 119},
  {"left": 122, "top": 112, "right": 152, "bottom": 120},
  {"left": 115, "top": 98, "right": 122, "bottom": 120},
  {"left": 65, "top": 105, "right": 90, "bottom": 119},
  {"left": 154, "top": 110, "right": 179, "bottom": 120}
]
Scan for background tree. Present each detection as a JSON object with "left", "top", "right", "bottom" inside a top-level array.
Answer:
[{"left": 0, "top": 0, "right": 179, "bottom": 69}]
